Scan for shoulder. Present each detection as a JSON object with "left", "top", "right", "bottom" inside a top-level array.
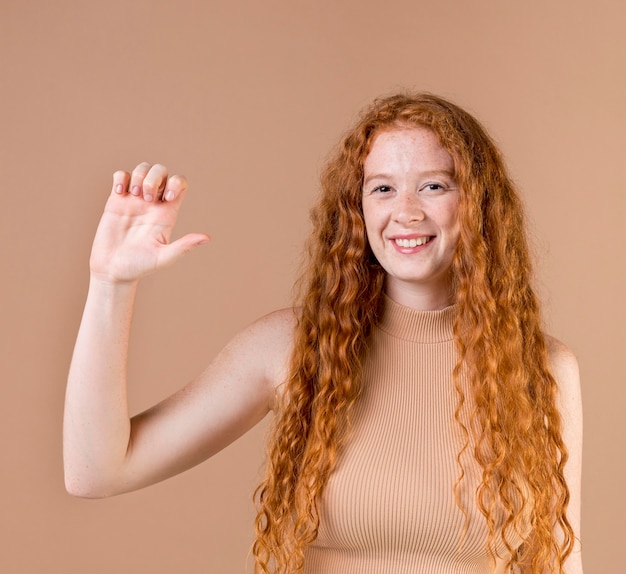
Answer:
[
  {"left": 249, "top": 306, "right": 298, "bottom": 334},
  {"left": 543, "top": 334, "right": 583, "bottom": 432},
  {"left": 225, "top": 308, "right": 297, "bottom": 409},
  {"left": 241, "top": 307, "right": 297, "bottom": 357},
  {"left": 544, "top": 335, "right": 580, "bottom": 386},
  {"left": 544, "top": 336, "right": 581, "bottom": 398},
  {"left": 224, "top": 307, "right": 296, "bottom": 350}
]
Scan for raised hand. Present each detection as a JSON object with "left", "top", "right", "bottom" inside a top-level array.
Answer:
[
  {"left": 66, "top": 163, "right": 283, "bottom": 500},
  {"left": 90, "top": 163, "right": 210, "bottom": 284}
]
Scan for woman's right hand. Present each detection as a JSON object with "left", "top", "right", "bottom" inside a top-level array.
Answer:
[{"left": 90, "top": 162, "right": 210, "bottom": 284}]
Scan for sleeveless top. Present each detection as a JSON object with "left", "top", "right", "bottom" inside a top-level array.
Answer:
[{"left": 303, "top": 296, "right": 521, "bottom": 573}]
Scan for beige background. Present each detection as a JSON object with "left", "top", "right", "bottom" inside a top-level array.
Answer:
[{"left": 1, "top": 0, "right": 624, "bottom": 572}]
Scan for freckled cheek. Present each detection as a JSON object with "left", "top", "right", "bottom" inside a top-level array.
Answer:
[
  {"left": 362, "top": 205, "right": 384, "bottom": 243},
  {"left": 441, "top": 201, "right": 460, "bottom": 237},
  {"left": 446, "top": 220, "right": 461, "bottom": 248},
  {"left": 449, "top": 225, "right": 462, "bottom": 257}
]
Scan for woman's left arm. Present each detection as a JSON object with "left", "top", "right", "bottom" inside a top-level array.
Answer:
[{"left": 547, "top": 336, "right": 584, "bottom": 574}]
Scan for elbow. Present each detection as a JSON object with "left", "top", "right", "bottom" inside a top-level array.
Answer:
[
  {"left": 63, "top": 463, "right": 117, "bottom": 499},
  {"left": 64, "top": 474, "right": 110, "bottom": 499},
  {"left": 65, "top": 485, "right": 106, "bottom": 500},
  {"left": 63, "top": 447, "right": 126, "bottom": 498}
]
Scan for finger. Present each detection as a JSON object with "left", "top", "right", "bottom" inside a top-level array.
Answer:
[
  {"left": 162, "top": 174, "right": 188, "bottom": 203},
  {"left": 129, "top": 162, "right": 152, "bottom": 197},
  {"left": 142, "top": 164, "right": 168, "bottom": 203},
  {"left": 158, "top": 233, "right": 211, "bottom": 268},
  {"left": 112, "top": 170, "right": 130, "bottom": 195}
]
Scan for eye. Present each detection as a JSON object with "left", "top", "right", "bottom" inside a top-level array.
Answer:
[
  {"left": 421, "top": 183, "right": 446, "bottom": 193},
  {"left": 372, "top": 185, "right": 392, "bottom": 193}
]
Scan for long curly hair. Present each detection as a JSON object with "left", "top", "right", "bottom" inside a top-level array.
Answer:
[{"left": 252, "top": 93, "right": 574, "bottom": 573}]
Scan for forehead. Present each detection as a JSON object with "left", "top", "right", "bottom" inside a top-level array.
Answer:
[{"left": 364, "top": 127, "right": 455, "bottom": 174}]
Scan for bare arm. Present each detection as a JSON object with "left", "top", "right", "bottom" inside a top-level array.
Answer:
[
  {"left": 548, "top": 337, "right": 584, "bottom": 573},
  {"left": 518, "top": 337, "right": 583, "bottom": 574},
  {"left": 63, "top": 163, "right": 290, "bottom": 497}
]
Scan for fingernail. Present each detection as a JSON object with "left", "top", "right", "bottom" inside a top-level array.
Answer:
[
  {"left": 144, "top": 193, "right": 153, "bottom": 202},
  {"left": 115, "top": 184, "right": 123, "bottom": 194},
  {"left": 165, "top": 189, "right": 175, "bottom": 201},
  {"left": 131, "top": 185, "right": 140, "bottom": 196}
]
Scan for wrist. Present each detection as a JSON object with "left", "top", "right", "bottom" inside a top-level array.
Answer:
[{"left": 88, "top": 273, "right": 140, "bottom": 296}]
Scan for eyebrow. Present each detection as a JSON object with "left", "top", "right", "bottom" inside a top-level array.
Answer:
[{"left": 363, "top": 169, "right": 456, "bottom": 186}]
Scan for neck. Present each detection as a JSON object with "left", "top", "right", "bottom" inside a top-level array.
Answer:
[{"left": 384, "top": 277, "right": 454, "bottom": 311}]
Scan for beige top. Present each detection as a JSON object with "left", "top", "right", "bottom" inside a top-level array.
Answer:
[{"left": 304, "top": 296, "right": 519, "bottom": 573}]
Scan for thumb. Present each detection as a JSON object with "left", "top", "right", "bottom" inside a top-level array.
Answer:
[{"left": 158, "top": 233, "right": 211, "bottom": 268}]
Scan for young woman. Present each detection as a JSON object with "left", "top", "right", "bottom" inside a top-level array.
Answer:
[{"left": 64, "top": 93, "right": 583, "bottom": 573}]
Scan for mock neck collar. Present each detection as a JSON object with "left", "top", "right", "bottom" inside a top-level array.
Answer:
[{"left": 376, "top": 294, "right": 456, "bottom": 343}]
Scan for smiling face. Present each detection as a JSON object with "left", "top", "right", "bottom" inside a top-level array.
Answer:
[{"left": 361, "top": 126, "right": 461, "bottom": 310}]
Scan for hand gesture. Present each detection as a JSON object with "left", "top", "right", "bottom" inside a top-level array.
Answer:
[{"left": 90, "top": 163, "right": 210, "bottom": 284}]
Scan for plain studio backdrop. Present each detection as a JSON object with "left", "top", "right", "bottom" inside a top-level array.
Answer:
[{"left": 1, "top": 1, "right": 623, "bottom": 572}]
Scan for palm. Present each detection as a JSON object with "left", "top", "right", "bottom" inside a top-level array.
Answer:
[{"left": 90, "top": 166, "right": 208, "bottom": 283}]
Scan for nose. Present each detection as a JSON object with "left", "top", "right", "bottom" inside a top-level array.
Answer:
[{"left": 393, "top": 192, "right": 425, "bottom": 225}]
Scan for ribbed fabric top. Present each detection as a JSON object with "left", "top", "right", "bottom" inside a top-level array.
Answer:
[{"left": 303, "top": 296, "right": 517, "bottom": 574}]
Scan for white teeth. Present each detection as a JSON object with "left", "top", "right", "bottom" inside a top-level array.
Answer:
[{"left": 394, "top": 237, "right": 432, "bottom": 248}]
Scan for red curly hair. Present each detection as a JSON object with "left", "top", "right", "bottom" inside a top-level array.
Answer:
[{"left": 252, "top": 93, "right": 574, "bottom": 573}]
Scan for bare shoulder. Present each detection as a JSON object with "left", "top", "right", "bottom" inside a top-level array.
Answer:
[
  {"left": 241, "top": 307, "right": 297, "bottom": 363},
  {"left": 543, "top": 334, "right": 582, "bottom": 423},
  {"left": 246, "top": 307, "right": 298, "bottom": 338},
  {"left": 544, "top": 335, "right": 580, "bottom": 384},
  {"left": 223, "top": 307, "right": 297, "bottom": 409}
]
